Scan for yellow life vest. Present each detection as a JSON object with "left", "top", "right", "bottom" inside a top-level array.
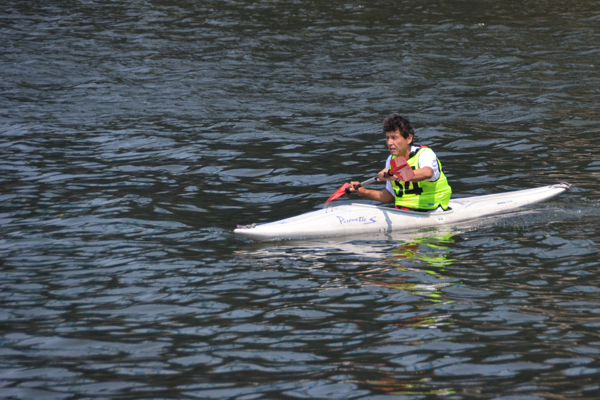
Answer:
[{"left": 390, "top": 147, "right": 452, "bottom": 210}]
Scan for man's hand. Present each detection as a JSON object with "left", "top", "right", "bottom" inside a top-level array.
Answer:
[
  {"left": 377, "top": 168, "right": 395, "bottom": 182},
  {"left": 346, "top": 181, "right": 361, "bottom": 193}
]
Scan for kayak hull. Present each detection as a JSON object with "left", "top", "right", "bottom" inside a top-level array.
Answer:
[{"left": 234, "top": 183, "right": 571, "bottom": 241}]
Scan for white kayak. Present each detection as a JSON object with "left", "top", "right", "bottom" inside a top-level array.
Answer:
[{"left": 234, "top": 183, "right": 571, "bottom": 241}]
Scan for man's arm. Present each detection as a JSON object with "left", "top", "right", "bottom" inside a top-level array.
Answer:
[
  {"left": 377, "top": 165, "right": 433, "bottom": 184},
  {"left": 409, "top": 166, "right": 434, "bottom": 182},
  {"left": 348, "top": 182, "right": 395, "bottom": 203}
]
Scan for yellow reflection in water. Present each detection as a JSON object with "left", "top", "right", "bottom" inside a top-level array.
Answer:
[
  {"left": 367, "top": 375, "right": 456, "bottom": 396},
  {"left": 364, "top": 231, "right": 457, "bottom": 305},
  {"left": 361, "top": 231, "right": 458, "bottom": 397}
]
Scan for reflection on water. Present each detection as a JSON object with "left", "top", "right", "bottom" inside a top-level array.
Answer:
[
  {"left": 360, "top": 234, "right": 459, "bottom": 396},
  {"left": 234, "top": 216, "right": 600, "bottom": 397},
  {"left": 236, "top": 229, "right": 462, "bottom": 397},
  {"left": 373, "top": 234, "right": 456, "bottom": 300}
]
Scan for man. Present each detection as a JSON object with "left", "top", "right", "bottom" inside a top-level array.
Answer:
[{"left": 347, "top": 114, "right": 452, "bottom": 212}]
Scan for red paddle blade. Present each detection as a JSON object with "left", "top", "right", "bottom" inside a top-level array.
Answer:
[
  {"left": 390, "top": 157, "right": 415, "bottom": 181},
  {"left": 325, "top": 183, "right": 350, "bottom": 203}
]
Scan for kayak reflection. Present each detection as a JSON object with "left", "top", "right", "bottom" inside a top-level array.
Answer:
[
  {"left": 234, "top": 225, "right": 460, "bottom": 261},
  {"left": 235, "top": 226, "right": 460, "bottom": 319},
  {"left": 359, "top": 230, "right": 458, "bottom": 326},
  {"left": 359, "top": 232, "right": 459, "bottom": 397},
  {"left": 367, "top": 376, "right": 456, "bottom": 398},
  {"left": 234, "top": 228, "right": 460, "bottom": 397}
]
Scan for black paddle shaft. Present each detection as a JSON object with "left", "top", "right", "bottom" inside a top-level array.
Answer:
[{"left": 344, "top": 171, "right": 392, "bottom": 194}]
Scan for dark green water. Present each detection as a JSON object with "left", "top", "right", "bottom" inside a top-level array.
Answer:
[{"left": 1, "top": 0, "right": 599, "bottom": 399}]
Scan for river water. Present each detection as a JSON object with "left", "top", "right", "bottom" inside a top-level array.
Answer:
[{"left": 1, "top": 0, "right": 600, "bottom": 399}]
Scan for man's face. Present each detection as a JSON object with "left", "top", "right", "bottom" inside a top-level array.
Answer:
[{"left": 385, "top": 129, "right": 413, "bottom": 158}]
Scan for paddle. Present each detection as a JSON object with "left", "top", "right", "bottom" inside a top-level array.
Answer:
[{"left": 324, "top": 157, "right": 414, "bottom": 203}]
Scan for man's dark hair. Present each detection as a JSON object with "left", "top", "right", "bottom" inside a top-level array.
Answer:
[{"left": 382, "top": 114, "right": 415, "bottom": 142}]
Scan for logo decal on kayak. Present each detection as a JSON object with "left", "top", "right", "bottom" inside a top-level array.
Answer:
[{"left": 336, "top": 216, "right": 377, "bottom": 225}]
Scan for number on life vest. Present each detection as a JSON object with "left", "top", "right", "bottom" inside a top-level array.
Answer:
[
  {"left": 403, "top": 181, "right": 424, "bottom": 195},
  {"left": 394, "top": 181, "right": 423, "bottom": 197}
]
